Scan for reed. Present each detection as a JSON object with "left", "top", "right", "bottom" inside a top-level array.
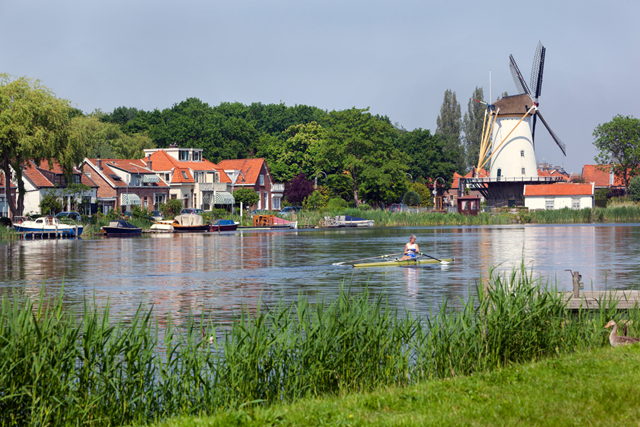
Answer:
[{"left": 1, "top": 265, "right": 637, "bottom": 426}]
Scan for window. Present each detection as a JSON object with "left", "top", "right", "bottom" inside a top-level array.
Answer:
[
  {"left": 143, "top": 196, "right": 148, "bottom": 208},
  {"left": 272, "top": 197, "right": 281, "bottom": 210},
  {"left": 496, "top": 169, "right": 502, "bottom": 181},
  {"left": 182, "top": 171, "right": 188, "bottom": 180},
  {"left": 264, "top": 191, "right": 269, "bottom": 210},
  {"left": 259, "top": 174, "right": 265, "bottom": 186},
  {"left": 520, "top": 150, "right": 525, "bottom": 157},
  {"left": 546, "top": 199, "right": 554, "bottom": 210},
  {"left": 521, "top": 168, "right": 526, "bottom": 175},
  {"left": 179, "top": 150, "right": 189, "bottom": 161},
  {"left": 73, "top": 175, "right": 81, "bottom": 184},
  {"left": 165, "top": 173, "right": 170, "bottom": 181},
  {"left": 171, "top": 194, "right": 177, "bottom": 200},
  {"left": 572, "top": 198, "right": 580, "bottom": 209}
]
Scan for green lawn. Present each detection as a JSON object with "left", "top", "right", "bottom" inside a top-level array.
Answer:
[{"left": 154, "top": 346, "right": 640, "bottom": 427}]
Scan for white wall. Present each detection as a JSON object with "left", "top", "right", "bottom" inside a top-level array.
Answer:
[
  {"left": 490, "top": 116, "right": 538, "bottom": 179},
  {"left": 525, "top": 195, "right": 594, "bottom": 210}
]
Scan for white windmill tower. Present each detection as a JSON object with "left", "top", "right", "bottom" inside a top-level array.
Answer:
[{"left": 477, "top": 42, "right": 566, "bottom": 179}]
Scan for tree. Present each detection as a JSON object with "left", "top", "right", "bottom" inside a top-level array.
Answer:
[
  {"left": 39, "top": 191, "right": 63, "bottom": 215},
  {"left": 317, "top": 107, "right": 408, "bottom": 206},
  {"left": 593, "top": 115, "right": 640, "bottom": 193},
  {"left": 0, "top": 74, "right": 85, "bottom": 216},
  {"left": 284, "top": 173, "right": 314, "bottom": 205},
  {"left": 436, "top": 89, "right": 465, "bottom": 174},
  {"left": 402, "top": 191, "right": 421, "bottom": 207},
  {"left": 395, "top": 129, "right": 457, "bottom": 189},
  {"left": 233, "top": 187, "right": 260, "bottom": 208},
  {"left": 629, "top": 176, "right": 640, "bottom": 202},
  {"left": 462, "top": 87, "right": 485, "bottom": 170},
  {"left": 496, "top": 91, "right": 509, "bottom": 101}
]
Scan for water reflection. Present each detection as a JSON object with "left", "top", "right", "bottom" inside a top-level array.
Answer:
[{"left": 1, "top": 224, "right": 640, "bottom": 324}]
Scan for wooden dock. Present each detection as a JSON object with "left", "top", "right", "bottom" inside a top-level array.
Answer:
[{"left": 561, "top": 270, "right": 640, "bottom": 310}]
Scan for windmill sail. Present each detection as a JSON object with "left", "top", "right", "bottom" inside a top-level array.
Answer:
[
  {"left": 509, "top": 55, "right": 531, "bottom": 96},
  {"left": 530, "top": 42, "right": 546, "bottom": 100},
  {"left": 536, "top": 111, "right": 566, "bottom": 156}
]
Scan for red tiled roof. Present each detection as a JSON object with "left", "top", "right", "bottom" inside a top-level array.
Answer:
[
  {"left": 451, "top": 168, "right": 489, "bottom": 189},
  {"left": 524, "top": 183, "right": 594, "bottom": 197},
  {"left": 23, "top": 161, "right": 54, "bottom": 188},
  {"left": 217, "top": 158, "right": 267, "bottom": 185},
  {"left": 537, "top": 169, "right": 569, "bottom": 180},
  {"left": 143, "top": 150, "right": 231, "bottom": 183},
  {"left": 85, "top": 159, "right": 168, "bottom": 188},
  {"left": 582, "top": 164, "right": 625, "bottom": 187},
  {"left": 172, "top": 168, "right": 193, "bottom": 183},
  {"left": 0, "top": 173, "right": 15, "bottom": 188}
]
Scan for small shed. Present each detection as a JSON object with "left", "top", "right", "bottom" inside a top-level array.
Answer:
[{"left": 457, "top": 195, "right": 481, "bottom": 216}]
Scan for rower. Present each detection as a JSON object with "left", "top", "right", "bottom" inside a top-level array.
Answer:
[{"left": 399, "top": 234, "right": 419, "bottom": 261}]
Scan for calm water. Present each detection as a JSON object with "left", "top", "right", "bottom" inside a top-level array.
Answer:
[{"left": 2, "top": 224, "right": 640, "bottom": 323}]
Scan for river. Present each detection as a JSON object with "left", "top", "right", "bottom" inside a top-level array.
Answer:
[{"left": 1, "top": 223, "right": 639, "bottom": 324}]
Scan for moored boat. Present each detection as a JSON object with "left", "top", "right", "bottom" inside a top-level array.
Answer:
[
  {"left": 353, "top": 258, "right": 454, "bottom": 268},
  {"left": 14, "top": 216, "right": 83, "bottom": 237},
  {"left": 171, "top": 214, "right": 209, "bottom": 233},
  {"left": 101, "top": 220, "right": 142, "bottom": 237},
  {"left": 209, "top": 219, "right": 239, "bottom": 232}
]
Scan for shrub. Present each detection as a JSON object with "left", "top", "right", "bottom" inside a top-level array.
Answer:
[
  {"left": 233, "top": 187, "right": 259, "bottom": 208},
  {"left": 162, "top": 199, "right": 183, "bottom": 218},
  {"left": 402, "top": 191, "right": 421, "bottom": 207},
  {"left": 630, "top": 176, "right": 640, "bottom": 202},
  {"left": 358, "top": 203, "right": 371, "bottom": 211},
  {"left": 39, "top": 192, "right": 63, "bottom": 215},
  {"left": 327, "top": 197, "right": 348, "bottom": 211},
  {"left": 284, "top": 173, "right": 314, "bottom": 205}
]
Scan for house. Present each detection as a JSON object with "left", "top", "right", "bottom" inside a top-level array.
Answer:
[
  {"left": 21, "top": 160, "right": 98, "bottom": 216},
  {"left": 142, "top": 147, "right": 234, "bottom": 210},
  {"left": 217, "top": 158, "right": 285, "bottom": 210},
  {"left": 0, "top": 172, "right": 17, "bottom": 219},
  {"left": 582, "top": 164, "right": 626, "bottom": 191},
  {"left": 83, "top": 158, "right": 170, "bottom": 214},
  {"left": 443, "top": 168, "right": 488, "bottom": 208},
  {"left": 524, "top": 182, "right": 594, "bottom": 210}
]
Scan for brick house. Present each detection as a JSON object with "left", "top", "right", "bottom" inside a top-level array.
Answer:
[
  {"left": 82, "top": 158, "right": 170, "bottom": 213},
  {"left": 0, "top": 172, "right": 17, "bottom": 219},
  {"left": 217, "top": 158, "right": 284, "bottom": 211},
  {"left": 20, "top": 160, "right": 98, "bottom": 216},
  {"left": 142, "top": 147, "right": 233, "bottom": 210},
  {"left": 443, "top": 168, "right": 489, "bottom": 208},
  {"left": 582, "top": 164, "right": 626, "bottom": 192}
]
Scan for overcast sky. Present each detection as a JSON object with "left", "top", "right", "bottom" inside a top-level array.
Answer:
[{"left": 2, "top": 0, "right": 638, "bottom": 173}]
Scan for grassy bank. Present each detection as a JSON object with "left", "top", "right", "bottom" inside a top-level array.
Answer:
[
  {"left": 2, "top": 264, "right": 637, "bottom": 426},
  {"left": 159, "top": 345, "right": 640, "bottom": 426}
]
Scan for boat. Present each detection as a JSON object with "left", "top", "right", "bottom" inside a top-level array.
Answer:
[
  {"left": 171, "top": 214, "right": 210, "bottom": 233},
  {"left": 101, "top": 220, "right": 142, "bottom": 237},
  {"left": 14, "top": 216, "right": 83, "bottom": 237},
  {"left": 149, "top": 221, "right": 174, "bottom": 233},
  {"left": 324, "top": 215, "right": 374, "bottom": 228},
  {"left": 209, "top": 219, "right": 239, "bottom": 232},
  {"left": 353, "top": 258, "right": 454, "bottom": 268}
]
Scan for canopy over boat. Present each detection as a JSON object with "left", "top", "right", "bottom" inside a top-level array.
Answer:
[
  {"left": 173, "top": 214, "right": 204, "bottom": 226},
  {"left": 107, "top": 220, "right": 137, "bottom": 228}
]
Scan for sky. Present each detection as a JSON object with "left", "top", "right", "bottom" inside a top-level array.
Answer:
[{"left": 2, "top": 0, "right": 638, "bottom": 174}]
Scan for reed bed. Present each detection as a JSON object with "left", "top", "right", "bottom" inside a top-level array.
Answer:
[{"left": 2, "top": 264, "right": 636, "bottom": 426}]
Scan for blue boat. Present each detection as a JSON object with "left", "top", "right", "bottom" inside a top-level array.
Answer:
[{"left": 209, "top": 219, "right": 239, "bottom": 232}]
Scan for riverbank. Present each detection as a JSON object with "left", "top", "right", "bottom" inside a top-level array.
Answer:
[
  {"left": 157, "top": 345, "right": 640, "bottom": 426},
  {"left": 3, "top": 263, "right": 638, "bottom": 426}
]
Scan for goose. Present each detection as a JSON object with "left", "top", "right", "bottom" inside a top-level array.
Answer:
[{"left": 605, "top": 320, "right": 640, "bottom": 347}]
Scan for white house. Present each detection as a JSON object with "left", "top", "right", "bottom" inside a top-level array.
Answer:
[{"left": 524, "top": 183, "right": 594, "bottom": 210}]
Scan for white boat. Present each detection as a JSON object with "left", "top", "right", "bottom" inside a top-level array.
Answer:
[
  {"left": 14, "top": 216, "right": 83, "bottom": 236},
  {"left": 150, "top": 220, "right": 174, "bottom": 233},
  {"left": 324, "top": 215, "right": 374, "bottom": 228}
]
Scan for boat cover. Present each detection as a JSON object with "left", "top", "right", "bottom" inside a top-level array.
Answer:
[
  {"left": 174, "top": 214, "right": 204, "bottom": 226},
  {"left": 343, "top": 215, "right": 367, "bottom": 222},
  {"left": 212, "top": 219, "right": 235, "bottom": 226},
  {"left": 108, "top": 220, "right": 137, "bottom": 228}
]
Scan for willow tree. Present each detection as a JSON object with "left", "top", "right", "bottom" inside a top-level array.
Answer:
[{"left": 0, "top": 74, "right": 84, "bottom": 216}]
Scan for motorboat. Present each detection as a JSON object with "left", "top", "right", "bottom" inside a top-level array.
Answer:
[
  {"left": 14, "top": 216, "right": 83, "bottom": 237},
  {"left": 149, "top": 221, "right": 174, "bottom": 233},
  {"left": 101, "top": 220, "right": 142, "bottom": 237},
  {"left": 171, "top": 214, "right": 210, "bottom": 233},
  {"left": 323, "top": 215, "right": 374, "bottom": 228},
  {"left": 209, "top": 219, "right": 239, "bottom": 232}
]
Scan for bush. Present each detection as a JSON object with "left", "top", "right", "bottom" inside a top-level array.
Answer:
[
  {"left": 233, "top": 187, "right": 259, "bottom": 208},
  {"left": 284, "top": 173, "right": 314, "bottom": 205},
  {"left": 358, "top": 203, "right": 371, "bottom": 211},
  {"left": 39, "top": 192, "right": 63, "bottom": 216},
  {"left": 303, "top": 189, "right": 330, "bottom": 210},
  {"left": 402, "top": 191, "right": 421, "bottom": 207},
  {"left": 630, "top": 176, "right": 640, "bottom": 202},
  {"left": 327, "top": 197, "right": 349, "bottom": 211},
  {"left": 162, "top": 199, "right": 183, "bottom": 218},
  {"left": 107, "top": 207, "right": 121, "bottom": 221},
  {"left": 595, "top": 188, "right": 609, "bottom": 200}
]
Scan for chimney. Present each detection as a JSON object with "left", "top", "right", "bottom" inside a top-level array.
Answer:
[
  {"left": 97, "top": 155, "right": 102, "bottom": 171},
  {"left": 147, "top": 154, "right": 153, "bottom": 171}
]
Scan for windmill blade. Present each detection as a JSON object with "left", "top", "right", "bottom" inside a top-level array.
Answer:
[
  {"left": 530, "top": 41, "right": 546, "bottom": 100},
  {"left": 532, "top": 113, "right": 538, "bottom": 147},
  {"left": 537, "top": 111, "right": 566, "bottom": 156},
  {"left": 509, "top": 55, "right": 531, "bottom": 96}
]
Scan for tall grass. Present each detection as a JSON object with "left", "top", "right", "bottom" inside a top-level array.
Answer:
[{"left": 2, "top": 265, "right": 635, "bottom": 426}]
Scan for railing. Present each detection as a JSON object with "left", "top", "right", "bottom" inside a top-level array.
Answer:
[
  {"left": 197, "top": 182, "right": 229, "bottom": 192},
  {"left": 272, "top": 183, "right": 285, "bottom": 192}
]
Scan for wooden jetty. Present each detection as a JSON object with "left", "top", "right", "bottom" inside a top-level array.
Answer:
[{"left": 562, "top": 271, "right": 640, "bottom": 310}]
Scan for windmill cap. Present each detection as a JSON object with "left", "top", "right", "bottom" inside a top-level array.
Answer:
[{"left": 493, "top": 94, "right": 535, "bottom": 117}]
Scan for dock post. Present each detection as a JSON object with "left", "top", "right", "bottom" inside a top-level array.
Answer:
[{"left": 572, "top": 271, "right": 582, "bottom": 298}]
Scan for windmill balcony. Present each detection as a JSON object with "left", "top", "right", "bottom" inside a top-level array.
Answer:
[{"left": 272, "top": 183, "right": 285, "bottom": 192}]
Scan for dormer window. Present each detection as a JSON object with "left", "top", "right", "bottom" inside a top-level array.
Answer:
[
  {"left": 179, "top": 150, "right": 189, "bottom": 161},
  {"left": 182, "top": 171, "right": 188, "bottom": 180}
]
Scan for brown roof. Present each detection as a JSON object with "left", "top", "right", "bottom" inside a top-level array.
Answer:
[
  {"left": 217, "top": 158, "right": 268, "bottom": 185},
  {"left": 23, "top": 161, "right": 54, "bottom": 188},
  {"left": 494, "top": 94, "right": 535, "bottom": 117},
  {"left": 451, "top": 168, "right": 489, "bottom": 189},
  {"left": 524, "top": 183, "right": 593, "bottom": 196},
  {"left": 85, "top": 159, "right": 169, "bottom": 188}
]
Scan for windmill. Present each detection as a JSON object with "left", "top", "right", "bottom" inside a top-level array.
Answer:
[{"left": 477, "top": 41, "right": 566, "bottom": 179}]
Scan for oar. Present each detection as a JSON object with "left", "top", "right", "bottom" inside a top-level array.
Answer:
[
  {"left": 419, "top": 252, "right": 450, "bottom": 265},
  {"left": 333, "top": 252, "right": 404, "bottom": 266}
]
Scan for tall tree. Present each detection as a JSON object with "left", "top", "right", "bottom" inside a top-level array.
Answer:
[
  {"left": 436, "top": 89, "right": 465, "bottom": 174},
  {"left": 462, "top": 87, "right": 485, "bottom": 170},
  {"left": 593, "top": 114, "right": 640, "bottom": 193},
  {"left": 318, "top": 107, "right": 408, "bottom": 206},
  {"left": 395, "top": 129, "right": 457, "bottom": 188},
  {"left": 0, "top": 74, "right": 84, "bottom": 216}
]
